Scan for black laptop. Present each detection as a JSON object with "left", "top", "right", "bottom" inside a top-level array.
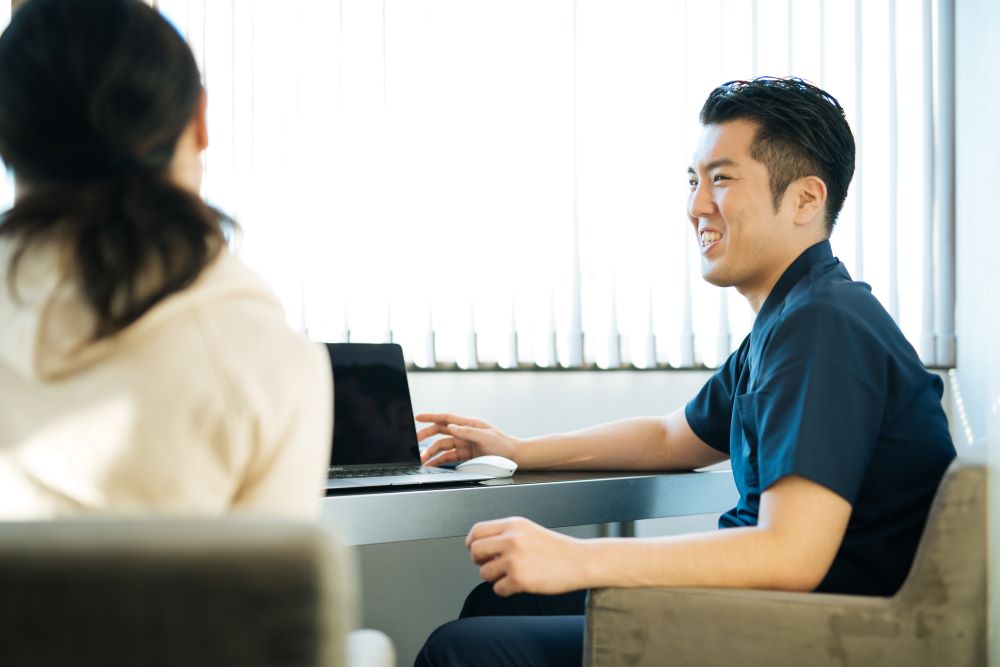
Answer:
[{"left": 323, "top": 343, "right": 491, "bottom": 491}]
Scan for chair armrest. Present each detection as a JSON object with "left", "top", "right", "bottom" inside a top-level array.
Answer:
[
  {"left": 584, "top": 586, "right": 923, "bottom": 667},
  {"left": 584, "top": 462, "right": 987, "bottom": 667}
]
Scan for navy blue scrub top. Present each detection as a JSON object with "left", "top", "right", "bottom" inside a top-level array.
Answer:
[{"left": 685, "top": 240, "right": 956, "bottom": 596}]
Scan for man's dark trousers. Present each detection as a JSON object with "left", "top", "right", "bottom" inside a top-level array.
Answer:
[{"left": 413, "top": 582, "right": 587, "bottom": 667}]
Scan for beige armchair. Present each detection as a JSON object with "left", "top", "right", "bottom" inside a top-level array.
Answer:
[
  {"left": 584, "top": 460, "right": 986, "bottom": 666},
  {"left": 0, "top": 519, "right": 393, "bottom": 667}
]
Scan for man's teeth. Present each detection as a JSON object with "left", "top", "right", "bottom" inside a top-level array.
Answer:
[{"left": 700, "top": 231, "right": 721, "bottom": 247}]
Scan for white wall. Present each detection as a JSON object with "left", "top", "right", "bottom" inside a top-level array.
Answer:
[{"left": 954, "top": 0, "right": 1000, "bottom": 662}]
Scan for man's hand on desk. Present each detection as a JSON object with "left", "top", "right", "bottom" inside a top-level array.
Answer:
[
  {"left": 417, "top": 413, "right": 522, "bottom": 466},
  {"left": 466, "top": 516, "right": 589, "bottom": 597}
]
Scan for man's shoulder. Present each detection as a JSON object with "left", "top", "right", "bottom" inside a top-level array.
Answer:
[
  {"left": 778, "top": 270, "right": 889, "bottom": 337},
  {"left": 756, "top": 275, "right": 895, "bottom": 377},
  {"left": 754, "top": 268, "right": 924, "bottom": 397}
]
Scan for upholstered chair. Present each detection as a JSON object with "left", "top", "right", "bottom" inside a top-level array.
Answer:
[
  {"left": 585, "top": 459, "right": 986, "bottom": 666},
  {"left": 0, "top": 519, "right": 394, "bottom": 667}
]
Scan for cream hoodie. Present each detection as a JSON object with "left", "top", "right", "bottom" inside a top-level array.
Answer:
[{"left": 0, "top": 243, "right": 332, "bottom": 519}]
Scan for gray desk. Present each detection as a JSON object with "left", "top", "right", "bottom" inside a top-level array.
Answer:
[{"left": 323, "top": 469, "right": 738, "bottom": 546}]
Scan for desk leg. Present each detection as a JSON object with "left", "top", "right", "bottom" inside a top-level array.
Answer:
[{"left": 596, "top": 522, "right": 636, "bottom": 538}]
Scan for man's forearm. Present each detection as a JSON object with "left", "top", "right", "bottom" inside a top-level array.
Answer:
[
  {"left": 512, "top": 406, "right": 723, "bottom": 471},
  {"left": 575, "top": 474, "right": 851, "bottom": 593},
  {"left": 513, "top": 417, "right": 672, "bottom": 470},
  {"left": 465, "top": 478, "right": 847, "bottom": 597},
  {"left": 579, "top": 527, "right": 824, "bottom": 593}
]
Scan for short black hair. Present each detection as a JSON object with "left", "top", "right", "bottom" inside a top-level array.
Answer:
[{"left": 699, "top": 77, "right": 856, "bottom": 235}]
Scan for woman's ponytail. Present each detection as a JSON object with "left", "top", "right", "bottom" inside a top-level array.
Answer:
[{"left": 3, "top": 171, "right": 225, "bottom": 340}]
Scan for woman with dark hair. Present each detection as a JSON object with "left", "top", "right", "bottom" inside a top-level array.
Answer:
[{"left": 0, "top": 0, "right": 332, "bottom": 517}]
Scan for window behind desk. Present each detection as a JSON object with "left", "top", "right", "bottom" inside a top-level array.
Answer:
[{"left": 1, "top": 0, "right": 954, "bottom": 371}]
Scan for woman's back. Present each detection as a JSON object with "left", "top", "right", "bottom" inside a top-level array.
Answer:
[{"left": 0, "top": 246, "right": 331, "bottom": 518}]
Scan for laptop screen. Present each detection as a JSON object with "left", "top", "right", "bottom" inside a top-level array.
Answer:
[{"left": 324, "top": 343, "right": 422, "bottom": 467}]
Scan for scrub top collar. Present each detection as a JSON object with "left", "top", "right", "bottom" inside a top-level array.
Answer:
[{"left": 752, "top": 239, "right": 834, "bottom": 339}]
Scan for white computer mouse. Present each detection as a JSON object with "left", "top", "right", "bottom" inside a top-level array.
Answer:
[{"left": 455, "top": 455, "right": 518, "bottom": 479}]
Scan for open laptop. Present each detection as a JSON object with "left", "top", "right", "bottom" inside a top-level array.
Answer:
[{"left": 323, "top": 343, "right": 491, "bottom": 491}]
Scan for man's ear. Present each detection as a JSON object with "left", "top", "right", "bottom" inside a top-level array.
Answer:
[
  {"left": 193, "top": 89, "right": 208, "bottom": 152},
  {"left": 793, "top": 175, "right": 827, "bottom": 228}
]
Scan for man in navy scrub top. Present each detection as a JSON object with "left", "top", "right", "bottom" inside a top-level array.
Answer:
[{"left": 414, "top": 77, "right": 957, "bottom": 667}]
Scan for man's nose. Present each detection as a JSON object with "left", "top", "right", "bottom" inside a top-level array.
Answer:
[{"left": 688, "top": 182, "right": 716, "bottom": 220}]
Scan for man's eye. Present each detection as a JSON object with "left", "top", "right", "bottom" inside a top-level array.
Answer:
[
  {"left": 712, "top": 174, "right": 730, "bottom": 183},
  {"left": 688, "top": 179, "right": 698, "bottom": 188}
]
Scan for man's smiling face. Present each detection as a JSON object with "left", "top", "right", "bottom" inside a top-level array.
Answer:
[{"left": 687, "top": 119, "right": 802, "bottom": 309}]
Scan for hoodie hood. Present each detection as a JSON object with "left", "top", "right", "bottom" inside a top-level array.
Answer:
[{"left": 0, "top": 241, "right": 280, "bottom": 382}]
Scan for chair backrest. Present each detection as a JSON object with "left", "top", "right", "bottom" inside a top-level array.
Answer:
[
  {"left": 0, "top": 519, "right": 357, "bottom": 667},
  {"left": 894, "top": 458, "right": 986, "bottom": 650}
]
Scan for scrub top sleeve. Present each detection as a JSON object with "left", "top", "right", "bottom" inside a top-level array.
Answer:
[
  {"left": 684, "top": 335, "right": 749, "bottom": 455},
  {"left": 751, "top": 306, "right": 888, "bottom": 504}
]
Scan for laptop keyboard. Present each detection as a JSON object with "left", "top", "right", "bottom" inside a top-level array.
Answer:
[{"left": 328, "top": 466, "right": 448, "bottom": 480}]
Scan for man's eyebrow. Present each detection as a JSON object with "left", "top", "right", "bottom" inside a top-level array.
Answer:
[{"left": 689, "top": 158, "right": 738, "bottom": 174}]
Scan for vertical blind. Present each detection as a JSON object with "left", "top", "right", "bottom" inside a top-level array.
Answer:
[
  {"left": 3, "top": 0, "right": 956, "bottom": 369},
  {"left": 0, "top": 3, "right": 11, "bottom": 208}
]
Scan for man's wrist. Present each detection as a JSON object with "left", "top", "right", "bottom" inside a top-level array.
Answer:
[
  {"left": 511, "top": 435, "right": 541, "bottom": 468},
  {"left": 510, "top": 433, "right": 573, "bottom": 470},
  {"left": 577, "top": 537, "right": 607, "bottom": 589}
]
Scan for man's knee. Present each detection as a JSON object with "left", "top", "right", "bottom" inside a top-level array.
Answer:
[
  {"left": 415, "top": 615, "right": 586, "bottom": 667},
  {"left": 459, "top": 581, "right": 500, "bottom": 618},
  {"left": 413, "top": 619, "right": 476, "bottom": 667}
]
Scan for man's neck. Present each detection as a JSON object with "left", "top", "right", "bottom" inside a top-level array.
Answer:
[
  {"left": 739, "top": 267, "right": 789, "bottom": 314},
  {"left": 740, "top": 238, "right": 826, "bottom": 314}
]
